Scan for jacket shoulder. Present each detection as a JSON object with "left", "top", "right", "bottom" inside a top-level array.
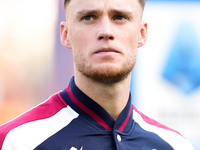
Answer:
[
  {"left": 0, "top": 92, "right": 68, "bottom": 149},
  {"left": 132, "top": 104, "right": 194, "bottom": 150}
]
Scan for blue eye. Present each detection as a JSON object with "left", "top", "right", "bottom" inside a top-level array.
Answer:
[
  {"left": 114, "top": 16, "right": 124, "bottom": 20},
  {"left": 84, "top": 16, "right": 92, "bottom": 21}
]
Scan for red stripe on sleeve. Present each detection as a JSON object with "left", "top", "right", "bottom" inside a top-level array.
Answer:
[
  {"left": 132, "top": 104, "right": 182, "bottom": 136},
  {"left": 0, "top": 93, "right": 67, "bottom": 149}
]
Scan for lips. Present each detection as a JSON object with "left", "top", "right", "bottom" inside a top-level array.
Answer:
[{"left": 94, "top": 48, "right": 120, "bottom": 54}]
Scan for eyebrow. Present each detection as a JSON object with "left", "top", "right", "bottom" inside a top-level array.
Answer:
[
  {"left": 76, "top": 8, "right": 134, "bottom": 17},
  {"left": 110, "top": 9, "right": 133, "bottom": 18},
  {"left": 76, "top": 9, "right": 102, "bottom": 16}
]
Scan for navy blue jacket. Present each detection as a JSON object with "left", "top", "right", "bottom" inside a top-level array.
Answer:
[{"left": 0, "top": 77, "right": 193, "bottom": 150}]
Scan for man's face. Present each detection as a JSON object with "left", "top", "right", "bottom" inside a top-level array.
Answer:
[{"left": 61, "top": 0, "right": 147, "bottom": 84}]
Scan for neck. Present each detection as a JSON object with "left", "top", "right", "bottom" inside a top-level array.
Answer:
[{"left": 74, "top": 72, "right": 131, "bottom": 121}]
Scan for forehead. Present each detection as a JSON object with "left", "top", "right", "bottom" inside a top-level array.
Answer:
[{"left": 65, "top": 0, "right": 142, "bottom": 15}]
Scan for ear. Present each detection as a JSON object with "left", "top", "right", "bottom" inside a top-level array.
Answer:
[
  {"left": 60, "top": 21, "right": 72, "bottom": 49},
  {"left": 137, "top": 21, "right": 147, "bottom": 48}
]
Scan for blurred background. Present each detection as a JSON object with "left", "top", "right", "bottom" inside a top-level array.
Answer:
[
  {"left": 0, "top": 0, "right": 73, "bottom": 124},
  {"left": 0, "top": 0, "right": 199, "bottom": 149},
  {"left": 132, "top": 0, "right": 200, "bottom": 149}
]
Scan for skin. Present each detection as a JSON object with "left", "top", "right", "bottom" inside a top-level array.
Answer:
[{"left": 60, "top": 0, "right": 147, "bottom": 120}]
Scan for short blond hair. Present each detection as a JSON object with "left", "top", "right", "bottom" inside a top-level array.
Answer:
[{"left": 64, "top": 0, "right": 146, "bottom": 10}]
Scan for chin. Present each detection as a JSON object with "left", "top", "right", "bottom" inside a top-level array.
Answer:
[{"left": 81, "top": 65, "right": 133, "bottom": 84}]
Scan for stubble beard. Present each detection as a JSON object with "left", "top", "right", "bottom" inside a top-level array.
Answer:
[{"left": 74, "top": 54, "right": 136, "bottom": 84}]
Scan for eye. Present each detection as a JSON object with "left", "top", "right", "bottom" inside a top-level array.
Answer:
[
  {"left": 113, "top": 16, "right": 126, "bottom": 20},
  {"left": 82, "top": 15, "right": 96, "bottom": 21},
  {"left": 84, "top": 16, "right": 93, "bottom": 21}
]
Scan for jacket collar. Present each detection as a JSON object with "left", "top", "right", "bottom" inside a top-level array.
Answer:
[{"left": 61, "top": 77, "right": 133, "bottom": 133}]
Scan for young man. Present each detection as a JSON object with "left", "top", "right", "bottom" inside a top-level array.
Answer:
[{"left": 0, "top": 0, "right": 194, "bottom": 149}]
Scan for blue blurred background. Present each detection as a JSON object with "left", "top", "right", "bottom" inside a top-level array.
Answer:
[
  {"left": 0, "top": 0, "right": 199, "bottom": 149},
  {"left": 131, "top": 0, "right": 200, "bottom": 149}
]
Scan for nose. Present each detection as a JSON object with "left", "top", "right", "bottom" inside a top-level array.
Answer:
[{"left": 97, "top": 17, "right": 115, "bottom": 41}]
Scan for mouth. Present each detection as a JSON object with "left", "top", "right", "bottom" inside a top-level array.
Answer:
[
  {"left": 94, "top": 48, "right": 120, "bottom": 55},
  {"left": 92, "top": 48, "right": 122, "bottom": 63}
]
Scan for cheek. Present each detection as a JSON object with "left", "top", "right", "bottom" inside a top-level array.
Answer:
[
  {"left": 129, "top": 32, "right": 140, "bottom": 46},
  {"left": 121, "top": 35, "right": 139, "bottom": 55},
  {"left": 70, "top": 29, "right": 92, "bottom": 51},
  {"left": 119, "top": 27, "right": 140, "bottom": 45},
  {"left": 70, "top": 33, "right": 91, "bottom": 63},
  {"left": 121, "top": 31, "right": 138, "bottom": 59}
]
